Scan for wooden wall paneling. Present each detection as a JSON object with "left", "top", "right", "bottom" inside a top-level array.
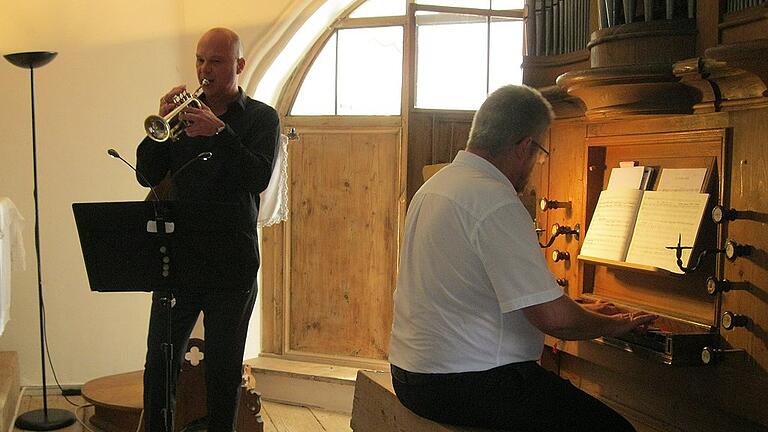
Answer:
[
  {"left": 432, "top": 117, "right": 454, "bottom": 163},
  {"left": 695, "top": 0, "right": 723, "bottom": 55},
  {"left": 721, "top": 107, "right": 768, "bottom": 373},
  {"left": 719, "top": 4, "right": 768, "bottom": 45},
  {"left": 554, "top": 345, "right": 768, "bottom": 432},
  {"left": 588, "top": 19, "right": 697, "bottom": 68},
  {"left": 586, "top": 112, "right": 730, "bottom": 138},
  {"left": 450, "top": 120, "right": 471, "bottom": 158},
  {"left": 406, "top": 112, "right": 434, "bottom": 201},
  {"left": 406, "top": 111, "right": 473, "bottom": 202},
  {"left": 579, "top": 144, "right": 606, "bottom": 296},
  {"left": 432, "top": 116, "right": 472, "bottom": 162},
  {"left": 524, "top": 129, "right": 551, "bottom": 269},
  {"left": 545, "top": 120, "right": 587, "bottom": 296},
  {"left": 287, "top": 128, "right": 401, "bottom": 362},
  {"left": 261, "top": 222, "right": 285, "bottom": 355},
  {"left": 522, "top": 51, "right": 591, "bottom": 88}
]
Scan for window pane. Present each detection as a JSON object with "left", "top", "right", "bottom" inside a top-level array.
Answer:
[
  {"left": 491, "top": 0, "right": 524, "bottom": 9},
  {"left": 416, "top": 0, "right": 490, "bottom": 8},
  {"left": 337, "top": 27, "right": 403, "bottom": 115},
  {"left": 415, "top": 13, "right": 488, "bottom": 110},
  {"left": 489, "top": 17, "right": 524, "bottom": 92},
  {"left": 350, "top": 0, "right": 406, "bottom": 17},
  {"left": 291, "top": 33, "right": 337, "bottom": 115}
]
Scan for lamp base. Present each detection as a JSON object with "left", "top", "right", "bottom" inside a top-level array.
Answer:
[{"left": 14, "top": 409, "right": 76, "bottom": 431}]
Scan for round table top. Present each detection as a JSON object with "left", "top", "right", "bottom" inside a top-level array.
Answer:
[{"left": 82, "top": 370, "right": 144, "bottom": 411}]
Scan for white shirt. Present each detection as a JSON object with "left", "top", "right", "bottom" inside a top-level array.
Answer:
[
  {"left": 388, "top": 151, "right": 563, "bottom": 373},
  {"left": 0, "top": 197, "right": 26, "bottom": 336}
]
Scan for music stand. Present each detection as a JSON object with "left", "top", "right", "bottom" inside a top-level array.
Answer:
[{"left": 72, "top": 200, "right": 255, "bottom": 432}]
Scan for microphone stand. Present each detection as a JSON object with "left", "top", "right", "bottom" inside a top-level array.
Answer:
[
  {"left": 107, "top": 149, "right": 210, "bottom": 432},
  {"left": 5, "top": 51, "right": 76, "bottom": 431}
]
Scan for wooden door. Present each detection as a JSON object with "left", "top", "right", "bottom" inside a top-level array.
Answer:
[{"left": 262, "top": 122, "right": 404, "bottom": 367}]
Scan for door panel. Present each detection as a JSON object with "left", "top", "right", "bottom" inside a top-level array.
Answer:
[{"left": 286, "top": 128, "right": 401, "bottom": 361}]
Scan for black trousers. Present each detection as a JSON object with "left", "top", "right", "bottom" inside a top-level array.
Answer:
[
  {"left": 391, "top": 362, "right": 636, "bottom": 432},
  {"left": 143, "top": 280, "right": 257, "bottom": 432}
]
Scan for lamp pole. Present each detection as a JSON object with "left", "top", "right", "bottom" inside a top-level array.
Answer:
[{"left": 4, "top": 51, "right": 76, "bottom": 431}]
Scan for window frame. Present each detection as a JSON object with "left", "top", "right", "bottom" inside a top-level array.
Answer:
[
  {"left": 282, "top": 1, "right": 526, "bottom": 116},
  {"left": 409, "top": 3, "right": 525, "bottom": 112}
]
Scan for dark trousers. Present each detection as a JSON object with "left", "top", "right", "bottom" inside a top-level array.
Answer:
[
  {"left": 143, "top": 280, "right": 257, "bottom": 432},
  {"left": 391, "top": 362, "right": 636, "bottom": 432}
]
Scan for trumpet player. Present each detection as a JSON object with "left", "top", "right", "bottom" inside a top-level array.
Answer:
[{"left": 136, "top": 27, "right": 280, "bottom": 432}]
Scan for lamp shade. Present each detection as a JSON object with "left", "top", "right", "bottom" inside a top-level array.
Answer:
[{"left": 4, "top": 51, "right": 57, "bottom": 69}]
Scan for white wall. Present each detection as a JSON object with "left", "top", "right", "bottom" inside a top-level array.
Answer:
[{"left": 0, "top": 0, "right": 301, "bottom": 386}]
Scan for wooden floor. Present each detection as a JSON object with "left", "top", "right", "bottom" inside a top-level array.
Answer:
[{"left": 12, "top": 395, "right": 352, "bottom": 432}]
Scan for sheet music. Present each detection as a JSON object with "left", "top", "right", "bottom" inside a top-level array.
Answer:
[
  {"left": 625, "top": 191, "right": 709, "bottom": 273},
  {"left": 607, "top": 166, "right": 645, "bottom": 190},
  {"left": 657, "top": 168, "right": 708, "bottom": 192},
  {"left": 579, "top": 189, "right": 644, "bottom": 261}
]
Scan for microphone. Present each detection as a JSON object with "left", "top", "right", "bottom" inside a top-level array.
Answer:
[
  {"left": 172, "top": 152, "right": 213, "bottom": 182},
  {"left": 164, "top": 151, "right": 213, "bottom": 199},
  {"left": 107, "top": 148, "right": 162, "bottom": 203},
  {"left": 107, "top": 149, "right": 168, "bottom": 233}
]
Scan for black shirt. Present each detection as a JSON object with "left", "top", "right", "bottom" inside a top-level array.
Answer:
[
  {"left": 136, "top": 87, "right": 280, "bottom": 234},
  {"left": 136, "top": 88, "right": 279, "bottom": 288}
]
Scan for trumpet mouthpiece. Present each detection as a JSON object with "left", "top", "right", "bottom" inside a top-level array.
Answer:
[{"left": 201, "top": 78, "right": 210, "bottom": 86}]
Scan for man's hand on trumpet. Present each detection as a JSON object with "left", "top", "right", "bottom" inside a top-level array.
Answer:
[
  {"left": 179, "top": 103, "right": 226, "bottom": 137},
  {"left": 159, "top": 85, "right": 187, "bottom": 117}
]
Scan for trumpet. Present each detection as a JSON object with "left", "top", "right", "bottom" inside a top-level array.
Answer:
[{"left": 144, "top": 79, "right": 210, "bottom": 142}]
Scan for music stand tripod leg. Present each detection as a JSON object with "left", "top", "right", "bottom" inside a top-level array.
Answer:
[{"left": 161, "top": 291, "right": 176, "bottom": 432}]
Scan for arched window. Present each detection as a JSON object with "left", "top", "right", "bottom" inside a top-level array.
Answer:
[
  {"left": 274, "top": 0, "right": 525, "bottom": 115},
  {"left": 291, "top": 27, "right": 404, "bottom": 115}
]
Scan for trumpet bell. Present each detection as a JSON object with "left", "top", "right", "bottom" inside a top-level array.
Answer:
[{"left": 145, "top": 115, "right": 171, "bottom": 142}]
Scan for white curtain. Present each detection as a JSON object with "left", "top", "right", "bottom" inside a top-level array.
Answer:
[
  {"left": 0, "top": 197, "right": 26, "bottom": 336},
  {"left": 257, "top": 134, "right": 290, "bottom": 228}
]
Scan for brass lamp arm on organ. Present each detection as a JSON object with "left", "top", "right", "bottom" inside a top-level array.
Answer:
[
  {"left": 145, "top": 79, "right": 210, "bottom": 142},
  {"left": 538, "top": 223, "right": 580, "bottom": 249},
  {"left": 666, "top": 235, "right": 752, "bottom": 274}
]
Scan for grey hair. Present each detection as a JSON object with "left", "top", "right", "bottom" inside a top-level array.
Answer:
[{"left": 466, "top": 85, "right": 554, "bottom": 155}]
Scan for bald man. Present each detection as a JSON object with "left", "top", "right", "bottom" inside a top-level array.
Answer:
[{"left": 136, "top": 28, "right": 280, "bottom": 432}]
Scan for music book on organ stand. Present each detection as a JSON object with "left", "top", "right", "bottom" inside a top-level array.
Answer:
[{"left": 579, "top": 189, "right": 710, "bottom": 274}]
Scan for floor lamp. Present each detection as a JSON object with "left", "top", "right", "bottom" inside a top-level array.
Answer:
[{"left": 4, "top": 51, "right": 76, "bottom": 430}]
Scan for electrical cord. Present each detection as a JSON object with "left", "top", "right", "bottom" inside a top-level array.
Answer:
[
  {"left": 39, "top": 300, "right": 84, "bottom": 407},
  {"left": 135, "top": 409, "right": 145, "bottom": 432},
  {"left": 39, "top": 297, "right": 147, "bottom": 432},
  {"left": 74, "top": 403, "right": 98, "bottom": 432},
  {"left": 11, "top": 386, "right": 26, "bottom": 428}
]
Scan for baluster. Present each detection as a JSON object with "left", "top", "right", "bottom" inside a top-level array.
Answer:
[{"left": 666, "top": 0, "right": 674, "bottom": 19}]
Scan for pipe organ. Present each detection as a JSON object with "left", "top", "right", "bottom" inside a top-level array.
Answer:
[
  {"left": 522, "top": 1, "right": 768, "bottom": 430},
  {"left": 410, "top": 1, "right": 767, "bottom": 430}
]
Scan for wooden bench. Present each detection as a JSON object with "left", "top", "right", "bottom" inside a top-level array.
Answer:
[{"left": 351, "top": 370, "right": 500, "bottom": 432}]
